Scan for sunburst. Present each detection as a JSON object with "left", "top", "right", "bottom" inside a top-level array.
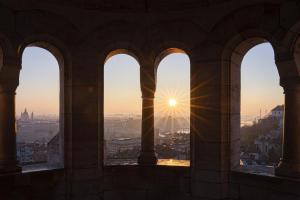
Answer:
[
  {"left": 168, "top": 98, "right": 177, "bottom": 107},
  {"left": 154, "top": 87, "right": 190, "bottom": 135}
]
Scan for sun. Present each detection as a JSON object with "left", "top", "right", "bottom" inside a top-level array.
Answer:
[{"left": 168, "top": 98, "right": 177, "bottom": 107}]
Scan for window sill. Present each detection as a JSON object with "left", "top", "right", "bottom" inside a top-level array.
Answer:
[
  {"left": 0, "top": 166, "right": 64, "bottom": 178},
  {"left": 157, "top": 159, "right": 190, "bottom": 167},
  {"left": 104, "top": 159, "right": 190, "bottom": 168},
  {"left": 234, "top": 165, "right": 275, "bottom": 177},
  {"left": 22, "top": 166, "right": 64, "bottom": 175}
]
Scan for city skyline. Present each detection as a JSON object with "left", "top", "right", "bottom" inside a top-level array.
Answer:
[{"left": 17, "top": 43, "right": 283, "bottom": 118}]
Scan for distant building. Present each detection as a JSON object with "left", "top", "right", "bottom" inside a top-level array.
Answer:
[
  {"left": 165, "top": 116, "right": 173, "bottom": 133},
  {"left": 16, "top": 110, "right": 60, "bottom": 166},
  {"left": 241, "top": 105, "right": 284, "bottom": 166},
  {"left": 254, "top": 134, "right": 281, "bottom": 157},
  {"left": 20, "top": 108, "right": 30, "bottom": 121},
  {"left": 17, "top": 142, "right": 47, "bottom": 165},
  {"left": 106, "top": 137, "right": 140, "bottom": 155},
  {"left": 270, "top": 105, "right": 284, "bottom": 118},
  {"left": 16, "top": 120, "right": 59, "bottom": 143},
  {"left": 270, "top": 105, "right": 284, "bottom": 128}
]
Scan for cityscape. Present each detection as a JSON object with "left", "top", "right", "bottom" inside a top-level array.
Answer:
[
  {"left": 16, "top": 109, "right": 60, "bottom": 169},
  {"left": 104, "top": 115, "right": 190, "bottom": 165},
  {"left": 240, "top": 105, "right": 284, "bottom": 174},
  {"left": 16, "top": 109, "right": 191, "bottom": 167},
  {"left": 17, "top": 104, "right": 284, "bottom": 172}
]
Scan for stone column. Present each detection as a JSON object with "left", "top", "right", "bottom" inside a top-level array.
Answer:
[
  {"left": 276, "top": 77, "right": 300, "bottom": 178},
  {"left": 0, "top": 63, "right": 21, "bottom": 173},
  {"left": 138, "top": 67, "right": 157, "bottom": 165}
]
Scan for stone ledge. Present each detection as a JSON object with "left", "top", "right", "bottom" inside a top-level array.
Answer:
[
  {"left": 0, "top": 167, "right": 65, "bottom": 182},
  {"left": 0, "top": 168, "right": 66, "bottom": 199},
  {"left": 104, "top": 164, "right": 190, "bottom": 174},
  {"left": 231, "top": 170, "right": 300, "bottom": 197}
]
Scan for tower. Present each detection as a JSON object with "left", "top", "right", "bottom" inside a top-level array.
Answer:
[{"left": 21, "top": 108, "right": 30, "bottom": 121}]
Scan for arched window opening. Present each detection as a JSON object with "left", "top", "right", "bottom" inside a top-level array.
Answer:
[
  {"left": 155, "top": 52, "right": 190, "bottom": 166},
  {"left": 16, "top": 46, "right": 61, "bottom": 170},
  {"left": 240, "top": 43, "right": 284, "bottom": 174},
  {"left": 104, "top": 53, "right": 141, "bottom": 165}
]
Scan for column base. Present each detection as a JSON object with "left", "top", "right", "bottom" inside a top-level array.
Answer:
[
  {"left": 138, "top": 151, "right": 158, "bottom": 165},
  {"left": 275, "top": 160, "right": 300, "bottom": 178}
]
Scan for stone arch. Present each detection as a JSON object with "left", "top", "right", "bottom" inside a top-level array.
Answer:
[
  {"left": 280, "top": 20, "right": 300, "bottom": 77},
  {"left": 18, "top": 35, "right": 71, "bottom": 71},
  {"left": 0, "top": 33, "right": 16, "bottom": 68},
  {"left": 153, "top": 47, "right": 191, "bottom": 93},
  {"left": 221, "top": 34, "right": 279, "bottom": 170},
  {"left": 18, "top": 35, "right": 71, "bottom": 168},
  {"left": 209, "top": 3, "right": 281, "bottom": 50},
  {"left": 154, "top": 47, "right": 191, "bottom": 71},
  {"left": 149, "top": 20, "right": 206, "bottom": 54},
  {"left": 104, "top": 48, "right": 141, "bottom": 66},
  {"left": 85, "top": 20, "right": 144, "bottom": 54},
  {"left": 15, "top": 9, "right": 78, "bottom": 44},
  {"left": 292, "top": 37, "right": 300, "bottom": 76},
  {"left": 96, "top": 41, "right": 143, "bottom": 68}
]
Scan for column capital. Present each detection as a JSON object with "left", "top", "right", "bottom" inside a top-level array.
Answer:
[
  {"left": 280, "top": 77, "right": 300, "bottom": 92},
  {"left": 2, "top": 56, "right": 22, "bottom": 68},
  {"left": 0, "top": 82, "right": 18, "bottom": 94},
  {"left": 275, "top": 51, "right": 294, "bottom": 63},
  {"left": 0, "top": 63, "right": 21, "bottom": 93}
]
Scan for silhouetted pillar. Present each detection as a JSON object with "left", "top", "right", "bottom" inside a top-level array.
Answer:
[
  {"left": 138, "top": 67, "right": 157, "bottom": 165},
  {"left": 0, "top": 89, "right": 20, "bottom": 172},
  {"left": 0, "top": 63, "right": 21, "bottom": 173},
  {"left": 276, "top": 77, "right": 300, "bottom": 178}
]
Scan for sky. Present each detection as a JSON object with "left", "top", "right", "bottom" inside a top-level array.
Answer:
[
  {"left": 241, "top": 43, "right": 284, "bottom": 119},
  {"left": 104, "top": 55, "right": 141, "bottom": 115},
  {"left": 104, "top": 53, "right": 190, "bottom": 118},
  {"left": 16, "top": 43, "right": 283, "bottom": 119},
  {"left": 154, "top": 54, "right": 190, "bottom": 118},
  {"left": 16, "top": 47, "right": 59, "bottom": 116}
]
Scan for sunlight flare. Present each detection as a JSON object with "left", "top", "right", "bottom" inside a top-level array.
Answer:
[{"left": 168, "top": 98, "right": 177, "bottom": 107}]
